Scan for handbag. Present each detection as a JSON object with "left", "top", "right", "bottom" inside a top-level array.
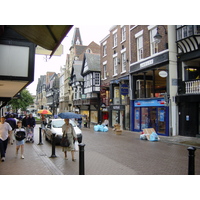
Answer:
[
  {"left": 60, "top": 132, "right": 70, "bottom": 147},
  {"left": 15, "top": 130, "right": 26, "bottom": 141}
]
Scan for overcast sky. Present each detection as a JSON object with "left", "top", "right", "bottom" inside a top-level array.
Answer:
[{"left": 27, "top": 25, "right": 112, "bottom": 95}]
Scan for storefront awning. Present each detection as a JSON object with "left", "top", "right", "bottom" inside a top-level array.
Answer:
[{"left": 7, "top": 25, "right": 73, "bottom": 57}]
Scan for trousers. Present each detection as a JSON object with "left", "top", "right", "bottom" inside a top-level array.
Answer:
[{"left": 0, "top": 138, "right": 8, "bottom": 158}]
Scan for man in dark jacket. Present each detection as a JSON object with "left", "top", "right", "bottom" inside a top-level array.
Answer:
[{"left": 27, "top": 114, "right": 36, "bottom": 142}]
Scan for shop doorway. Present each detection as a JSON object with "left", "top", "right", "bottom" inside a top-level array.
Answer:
[{"left": 133, "top": 106, "right": 169, "bottom": 136}]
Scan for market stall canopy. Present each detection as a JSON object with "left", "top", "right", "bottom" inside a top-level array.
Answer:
[{"left": 7, "top": 25, "right": 73, "bottom": 57}]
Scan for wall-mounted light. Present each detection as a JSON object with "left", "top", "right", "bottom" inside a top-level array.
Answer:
[{"left": 153, "top": 25, "right": 168, "bottom": 44}]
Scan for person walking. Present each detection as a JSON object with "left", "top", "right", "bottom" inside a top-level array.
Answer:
[
  {"left": 77, "top": 117, "right": 82, "bottom": 129},
  {"left": 14, "top": 121, "right": 26, "bottom": 159},
  {"left": 27, "top": 114, "right": 36, "bottom": 142},
  {"left": 40, "top": 114, "right": 47, "bottom": 136},
  {"left": 5, "top": 114, "right": 17, "bottom": 145},
  {"left": 0, "top": 117, "right": 12, "bottom": 162},
  {"left": 61, "top": 118, "right": 77, "bottom": 161}
]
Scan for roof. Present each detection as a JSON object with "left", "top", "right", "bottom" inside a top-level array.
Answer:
[{"left": 81, "top": 53, "right": 100, "bottom": 75}]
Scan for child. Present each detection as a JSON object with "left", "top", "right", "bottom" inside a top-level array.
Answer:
[{"left": 14, "top": 121, "right": 26, "bottom": 159}]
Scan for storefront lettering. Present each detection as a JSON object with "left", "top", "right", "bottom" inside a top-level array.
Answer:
[
  {"left": 113, "top": 106, "right": 120, "bottom": 110},
  {"left": 140, "top": 59, "right": 153, "bottom": 68}
]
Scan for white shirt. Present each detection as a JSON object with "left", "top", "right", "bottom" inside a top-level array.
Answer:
[{"left": 0, "top": 122, "right": 12, "bottom": 141}]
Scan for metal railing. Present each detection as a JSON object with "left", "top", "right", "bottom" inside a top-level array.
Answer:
[{"left": 185, "top": 80, "right": 200, "bottom": 94}]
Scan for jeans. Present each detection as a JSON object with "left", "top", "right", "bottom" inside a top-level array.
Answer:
[{"left": 0, "top": 138, "right": 8, "bottom": 158}]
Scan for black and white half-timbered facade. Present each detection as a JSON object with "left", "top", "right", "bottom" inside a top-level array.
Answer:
[
  {"left": 81, "top": 53, "right": 101, "bottom": 125},
  {"left": 175, "top": 25, "right": 200, "bottom": 137}
]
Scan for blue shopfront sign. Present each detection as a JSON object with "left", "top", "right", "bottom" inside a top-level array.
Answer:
[
  {"left": 134, "top": 98, "right": 165, "bottom": 107},
  {"left": 120, "top": 84, "right": 129, "bottom": 95}
]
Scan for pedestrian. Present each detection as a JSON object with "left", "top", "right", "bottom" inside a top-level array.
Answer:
[
  {"left": 14, "top": 121, "right": 26, "bottom": 159},
  {"left": 27, "top": 114, "right": 36, "bottom": 142},
  {"left": 61, "top": 118, "right": 77, "bottom": 161},
  {"left": 5, "top": 114, "right": 17, "bottom": 145},
  {"left": 77, "top": 117, "right": 82, "bottom": 129},
  {"left": 40, "top": 114, "right": 47, "bottom": 135},
  {"left": 0, "top": 117, "right": 12, "bottom": 162}
]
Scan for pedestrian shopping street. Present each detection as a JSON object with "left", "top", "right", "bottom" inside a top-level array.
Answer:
[{"left": 0, "top": 124, "right": 200, "bottom": 175}]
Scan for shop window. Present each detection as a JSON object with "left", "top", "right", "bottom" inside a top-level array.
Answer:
[
  {"left": 136, "top": 80, "right": 153, "bottom": 98},
  {"left": 113, "top": 86, "right": 120, "bottom": 104},
  {"left": 185, "top": 66, "right": 200, "bottom": 81}
]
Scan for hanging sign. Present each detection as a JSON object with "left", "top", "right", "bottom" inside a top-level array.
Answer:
[
  {"left": 159, "top": 71, "right": 168, "bottom": 78},
  {"left": 120, "top": 84, "right": 129, "bottom": 95}
]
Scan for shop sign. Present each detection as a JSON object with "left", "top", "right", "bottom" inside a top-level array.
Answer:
[
  {"left": 135, "top": 99, "right": 165, "bottom": 107},
  {"left": 140, "top": 59, "right": 154, "bottom": 68},
  {"left": 113, "top": 105, "right": 120, "bottom": 110},
  {"left": 120, "top": 84, "right": 129, "bottom": 95},
  {"left": 159, "top": 71, "right": 168, "bottom": 77}
]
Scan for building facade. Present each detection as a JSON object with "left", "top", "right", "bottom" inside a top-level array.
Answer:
[
  {"left": 175, "top": 25, "right": 200, "bottom": 137},
  {"left": 129, "top": 25, "right": 177, "bottom": 136},
  {"left": 62, "top": 27, "right": 100, "bottom": 116},
  {"left": 100, "top": 25, "right": 130, "bottom": 130}
]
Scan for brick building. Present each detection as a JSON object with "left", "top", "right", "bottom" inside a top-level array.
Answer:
[
  {"left": 129, "top": 25, "right": 177, "bottom": 136},
  {"left": 100, "top": 25, "right": 130, "bottom": 129}
]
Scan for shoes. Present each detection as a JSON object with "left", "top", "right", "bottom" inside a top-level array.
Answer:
[
  {"left": 1, "top": 157, "right": 5, "bottom": 162},
  {"left": 21, "top": 155, "right": 24, "bottom": 159},
  {"left": 72, "top": 158, "right": 76, "bottom": 162}
]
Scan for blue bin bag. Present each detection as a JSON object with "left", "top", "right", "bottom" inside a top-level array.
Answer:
[
  {"left": 99, "top": 125, "right": 104, "bottom": 132},
  {"left": 94, "top": 125, "right": 99, "bottom": 132},
  {"left": 149, "top": 132, "right": 158, "bottom": 142},
  {"left": 103, "top": 126, "right": 108, "bottom": 132}
]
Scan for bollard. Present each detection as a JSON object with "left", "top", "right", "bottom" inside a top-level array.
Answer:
[
  {"left": 50, "top": 133, "right": 57, "bottom": 158},
  {"left": 79, "top": 143, "right": 85, "bottom": 175},
  {"left": 187, "top": 146, "right": 196, "bottom": 175},
  {"left": 38, "top": 127, "right": 43, "bottom": 145}
]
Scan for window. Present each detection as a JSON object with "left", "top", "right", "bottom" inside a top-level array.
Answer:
[
  {"left": 150, "top": 28, "right": 158, "bottom": 55},
  {"left": 121, "top": 52, "right": 126, "bottom": 72},
  {"left": 94, "top": 72, "right": 100, "bottom": 85},
  {"left": 121, "top": 26, "right": 126, "bottom": 41},
  {"left": 113, "top": 86, "right": 120, "bottom": 104},
  {"left": 177, "top": 25, "right": 200, "bottom": 40},
  {"left": 74, "top": 88, "right": 77, "bottom": 99},
  {"left": 113, "top": 57, "right": 118, "bottom": 75},
  {"left": 137, "top": 35, "right": 143, "bottom": 60},
  {"left": 78, "top": 86, "right": 82, "bottom": 99},
  {"left": 103, "top": 64, "right": 107, "bottom": 79},
  {"left": 113, "top": 33, "right": 117, "bottom": 47},
  {"left": 103, "top": 44, "right": 107, "bottom": 56}
]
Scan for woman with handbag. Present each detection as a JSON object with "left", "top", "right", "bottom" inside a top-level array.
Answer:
[{"left": 61, "top": 118, "right": 77, "bottom": 161}]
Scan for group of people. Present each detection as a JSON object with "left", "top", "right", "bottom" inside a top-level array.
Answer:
[
  {"left": 0, "top": 113, "right": 36, "bottom": 162},
  {"left": 0, "top": 112, "right": 84, "bottom": 163}
]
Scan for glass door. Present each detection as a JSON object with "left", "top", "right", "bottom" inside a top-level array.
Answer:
[
  {"left": 149, "top": 107, "right": 157, "bottom": 130},
  {"left": 157, "top": 107, "right": 166, "bottom": 134}
]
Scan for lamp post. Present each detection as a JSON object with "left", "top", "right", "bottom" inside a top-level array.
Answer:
[{"left": 153, "top": 25, "right": 168, "bottom": 48}]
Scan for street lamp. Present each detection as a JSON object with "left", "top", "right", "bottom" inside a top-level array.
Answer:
[{"left": 153, "top": 25, "right": 168, "bottom": 44}]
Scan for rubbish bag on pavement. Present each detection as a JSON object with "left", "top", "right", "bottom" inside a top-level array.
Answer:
[{"left": 149, "top": 132, "right": 159, "bottom": 142}]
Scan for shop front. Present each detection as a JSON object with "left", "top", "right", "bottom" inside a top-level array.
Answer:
[
  {"left": 131, "top": 98, "right": 169, "bottom": 136},
  {"left": 109, "top": 105, "right": 125, "bottom": 129}
]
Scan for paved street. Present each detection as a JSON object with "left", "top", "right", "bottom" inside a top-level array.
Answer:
[{"left": 0, "top": 124, "right": 200, "bottom": 175}]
